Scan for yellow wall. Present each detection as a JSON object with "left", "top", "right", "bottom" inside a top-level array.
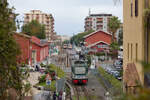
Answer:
[{"left": 123, "top": 0, "right": 145, "bottom": 85}]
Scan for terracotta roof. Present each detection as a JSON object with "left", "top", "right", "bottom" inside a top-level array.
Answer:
[
  {"left": 31, "top": 36, "right": 48, "bottom": 47},
  {"left": 13, "top": 32, "right": 31, "bottom": 39},
  {"left": 86, "top": 41, "right": 109, "bottom": 48},
  {"left": 124, "top": 63, "right": 141, "bottom": 87},
  {"left": 31, "top": 41, "right": 48, "bottom": 47},
  {"left": 83, "top": 30, "right": 112, "bottom": 38}
]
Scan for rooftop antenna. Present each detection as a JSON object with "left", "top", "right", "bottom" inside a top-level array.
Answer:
[{"left": 89, "top": 8, "right": 91, "bottom": 16}]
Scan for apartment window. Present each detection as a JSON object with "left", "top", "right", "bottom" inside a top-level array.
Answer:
[
  {"left": 136, "top": 43, "right": 138, "bottom": 61},
  {"left": 128, "top": 43, "right": 129, "bottom": 60},
  {"left": 131, "top": 44, "right": 133, "bottom": 60},
  {"left": 135, "top": 0, "right": 138, "bottom": 17},
  {"left": 131, "top": 3, "right": 133, "bottom": 17}
]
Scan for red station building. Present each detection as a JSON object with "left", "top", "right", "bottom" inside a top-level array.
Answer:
[
  {"left": 84, "top": 30, "right": 112, "bottom": 53},
  {"left": 13, "top": 32, "right": 49, "bottom": 66}
]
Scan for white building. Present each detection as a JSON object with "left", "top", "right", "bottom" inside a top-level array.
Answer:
[{"left": 84, "top": 13, "right": 112, "bottom": 32}]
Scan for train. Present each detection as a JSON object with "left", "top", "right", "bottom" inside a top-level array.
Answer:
[{"left": 71, "top": 60, "right": 88, "bottom": 84}]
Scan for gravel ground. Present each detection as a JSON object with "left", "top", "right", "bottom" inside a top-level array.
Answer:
[{"left": 87, "top": 69, "right": 107, "bottom": 100}]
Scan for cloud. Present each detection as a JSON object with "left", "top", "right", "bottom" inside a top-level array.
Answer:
[{"left": 8, "top": 0, "right": 123, "bottom": 36}]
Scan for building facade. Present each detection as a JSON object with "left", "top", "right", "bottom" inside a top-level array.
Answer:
[
  {"left": 84, "top": 30, "right": 112, "bottom": 52},
  {"left": 13, "top": 33, "right": 31, "bottom": 64},
  {"left": 84, "top": 14, "right": 112, "bottom": 32},
  {"left": 24, "top": 10, "right": 54, "bottom": 41},
  {"left": 14, "top": 32, "right": 49, "bottom": 66},
  {"left": 123, "top": 0, "right": 150, "bottom": 93},
  {"left": 31, "top": 36, "right": 49, "bottom": 65}
]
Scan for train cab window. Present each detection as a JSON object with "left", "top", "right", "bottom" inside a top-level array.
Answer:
[{"left": 74, "top": 61, "right": 84, "bottom": 64}]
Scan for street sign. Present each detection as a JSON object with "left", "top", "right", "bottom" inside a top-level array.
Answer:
[
  {"left": 46, "top": 79, "right": 51, "bottom": 85},
  {"left": 46, "top": 74, "right": 52, "bottom": 80}
]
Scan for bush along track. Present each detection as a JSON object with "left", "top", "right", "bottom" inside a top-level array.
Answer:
[{"left": 97, "top": 67, "right": 122, "bottom": 96}]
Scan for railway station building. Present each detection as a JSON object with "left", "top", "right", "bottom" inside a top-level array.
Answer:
[
  {"left": 84, "top": 30, "right": 112, "bottom": 53},
  {"left": 13, "top": 32, "right": 49, "bottom": 66}
]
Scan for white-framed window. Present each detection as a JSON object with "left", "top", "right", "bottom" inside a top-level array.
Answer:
[{"left": 97, "top": 45, "right": 108, "bottom": 48}]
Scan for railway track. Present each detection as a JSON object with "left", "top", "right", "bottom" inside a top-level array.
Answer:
[
  {"left": 81, "top": 86, "right": 92, "bottom": 100},
  {"left": 66, "top": 77, "right": 91, "bottom": 100}
]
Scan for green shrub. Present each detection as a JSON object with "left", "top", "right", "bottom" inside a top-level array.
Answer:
[
  {"left": 86, "top": 55, "right": 91, "bottom": 67},
  {"left": 98, "top": 67, "right": 122, "bottom": 95},
  {"left": 21, "top": 62, "right": 26, "bottom": 67},
  {"left": 39, "top": 75, "right": 46, "bottom": 83},
  {"left": 96, "top": 52, "right": 105, "bottom": 56},
  {"left": 48, "top": 64, "right": 65, "bottom": 78},
  {"left": 40, "top": 63, "right": 46, "bottom": 67}
]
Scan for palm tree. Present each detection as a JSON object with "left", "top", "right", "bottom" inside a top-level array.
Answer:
[{"left": 108, "top": 16, "right": 121, "bottom": 42}]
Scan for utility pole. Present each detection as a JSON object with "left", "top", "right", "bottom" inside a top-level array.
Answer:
[{"left": 66, "top": 52, "right": 69, "bottom": 67}]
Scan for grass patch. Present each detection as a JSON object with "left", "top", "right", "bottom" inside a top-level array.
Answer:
[
  {"left": 48, "top": 64, "right": 65, "bottom": 78},
  {"left": 72, "top": 96, "right": 77, "bottom": 100},
  {"left": 79, "top": 96, "right": 87, "bottom": 100},
  {"left": 98, "top": 67, "right": 122, "bottom": 95},
  {"left": 37, "top": 81, "right": 56, "bottom": 91}
]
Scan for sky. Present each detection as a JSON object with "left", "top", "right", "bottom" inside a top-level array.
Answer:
[{"left": 8, "top": 0, "right": 123, "bottom": 36}]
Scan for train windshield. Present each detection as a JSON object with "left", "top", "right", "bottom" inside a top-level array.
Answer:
[{"left": 75, "top": 67, "right": 86, "bottom": 74}]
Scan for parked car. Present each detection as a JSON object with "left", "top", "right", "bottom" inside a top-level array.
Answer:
[
  {"left": 111, "top": 70, "right": 122, "bottom": 80},
  {"left": 113, "top": 59, "right": 123, "bottom": 69},
  {"left": 105, "top": 67, "right": 113, "bottom": 74}
]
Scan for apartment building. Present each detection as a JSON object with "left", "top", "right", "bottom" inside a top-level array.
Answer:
[
  {"left": 84, "top": 14, "right": 112, "bottom": 32},
  {"left": 24, "top": 10, "right": 54, "bottom": 41},
  {"left": 123, "top": 0, "right": 150, "bottom": 93}
]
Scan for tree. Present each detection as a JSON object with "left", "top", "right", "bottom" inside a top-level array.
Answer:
[
  {"left": 63, "top": 40, "right": 70, "bottom": 44},
  {"left": 70, "top": 30, "right": 94, "bottom": 46},
  {"left": 118, "top": 28, "right": 123, "bottom": 46},
  {"left": 108, "top": 16, "right": 121, "bottom": 42},
  {"left": 0, "top": 0, "right": 29, "bottom": 99},
  {"left": 22, "top": 20, "right": 46, "bottom": 39}
]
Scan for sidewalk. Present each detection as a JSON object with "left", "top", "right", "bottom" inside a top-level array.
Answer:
[{"left": 27, "top": 72, "right": 42, "bottom": 96}]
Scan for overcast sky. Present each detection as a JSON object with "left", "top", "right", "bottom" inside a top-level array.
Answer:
[{"left": 8, "top": 0, "right": 123, "bottom": 36}]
